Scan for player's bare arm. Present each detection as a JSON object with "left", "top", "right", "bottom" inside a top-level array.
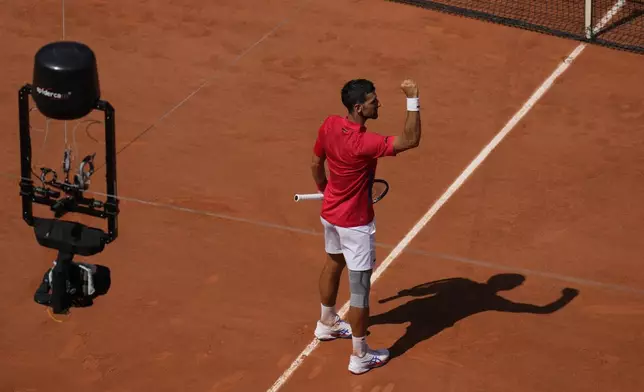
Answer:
[
  {"left": 392, "top": 79, "right": 422, "bottom": 154},
  {"left": 311, "top": 153, "right": 327, "bottom": 192}
]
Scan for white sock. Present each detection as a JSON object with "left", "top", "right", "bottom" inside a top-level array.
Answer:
[
  {"left": 320, "top": 304, "right": 337, "bottom": 325},
  {"left": 352, "top": 336, "right": 367, "bottom": 357}
]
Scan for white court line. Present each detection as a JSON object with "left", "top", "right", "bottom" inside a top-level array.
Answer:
[
  {"left": 266, "top": 1, "right": 626, "bottom": 387},
  {"left": 593, "top": 0, "right": 626, "bottom": 35}
]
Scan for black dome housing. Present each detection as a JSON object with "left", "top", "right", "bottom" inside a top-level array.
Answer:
[{"left": 31, "top": 41, "right": 101, "bottom": 120}]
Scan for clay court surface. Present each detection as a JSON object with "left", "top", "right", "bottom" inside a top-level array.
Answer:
[{"left": 1, "top": 0, "right": 644, "bottom": 391}]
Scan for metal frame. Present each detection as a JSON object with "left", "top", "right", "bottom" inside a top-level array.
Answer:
[{"left": 18, "top": 83, "right": 119, "bottom": 245}]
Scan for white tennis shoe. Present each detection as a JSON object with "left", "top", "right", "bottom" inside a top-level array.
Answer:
[
  {"left": 314, "top": 315, "right": 352, "bottom": 341},
  {"left": 348, "top": 348, "right": 390, "bottom": 375}
]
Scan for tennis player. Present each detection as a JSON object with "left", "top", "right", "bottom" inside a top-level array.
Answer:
[{"left": 310, "top": 78, "right": 422, "bottom": 374}]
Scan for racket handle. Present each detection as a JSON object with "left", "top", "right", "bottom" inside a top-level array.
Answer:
[{"left": 294, "top": 193, "right": 324, "bottom": 202}]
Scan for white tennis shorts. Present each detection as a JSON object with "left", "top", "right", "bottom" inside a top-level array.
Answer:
[{"left": 320, "top": 217, "right": 376, "bottom": 272}]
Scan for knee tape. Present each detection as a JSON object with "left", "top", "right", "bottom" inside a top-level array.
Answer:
[{"left": 349, "top": 269, "right": 372, "bottom": 308}]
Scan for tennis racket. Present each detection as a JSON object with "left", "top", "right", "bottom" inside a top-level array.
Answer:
[{"left": 294, "top": 179, "right": 390, "bottom": 204}]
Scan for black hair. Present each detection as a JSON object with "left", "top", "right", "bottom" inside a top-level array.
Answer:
[{"left": 341, "top": 79, "right": 375, "bottom": 113}]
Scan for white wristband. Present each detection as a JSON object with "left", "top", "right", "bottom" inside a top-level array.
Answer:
[{"left": 406, "top": 97, "right": 420, "bottom": 111}]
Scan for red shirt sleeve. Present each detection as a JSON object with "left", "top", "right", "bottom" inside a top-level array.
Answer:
[
  {"left": 359, "top": 132, "right": 397, "bottom": 158},
  {"left": 313, "top": 120, "right": 326, "bottom": 158}
]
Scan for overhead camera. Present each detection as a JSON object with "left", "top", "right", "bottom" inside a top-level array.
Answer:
[{"left": 18, "top": 41, "right": 119, "bottom": 314}]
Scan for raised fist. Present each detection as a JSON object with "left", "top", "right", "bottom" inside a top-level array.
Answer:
[
  {"left": 561, "top": 288, "right": 579, "bottom": 298},
  {"left": 400, "top": 79, "right": 419, "bottom": 98}
]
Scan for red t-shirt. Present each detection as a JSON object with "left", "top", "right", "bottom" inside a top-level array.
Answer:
[{"left": 313, "top": 115, "right": 396, "bottom": 227}]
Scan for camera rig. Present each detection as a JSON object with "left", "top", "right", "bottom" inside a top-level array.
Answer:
[{"left": 19, "top": 41, "right": 119, "bottom": 315}]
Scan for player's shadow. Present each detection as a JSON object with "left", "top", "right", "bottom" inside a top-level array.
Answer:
[{"left": 369, "top": 273, "right": 579, "bottom": 360}]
